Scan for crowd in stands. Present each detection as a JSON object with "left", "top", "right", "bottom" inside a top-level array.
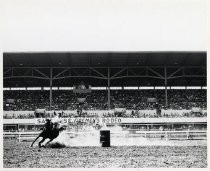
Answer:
[
  {"left": 3, "top": 110, "right": 207, "bottom": 119},
  {"left": 167, "top": 90, "right": 206, "bottom": 110},
  {"left": 3, "top": 89, "right": 206, "bottom": 110},
  {"left": 3, "top": 89, "right": 207, "bottom": 118}
]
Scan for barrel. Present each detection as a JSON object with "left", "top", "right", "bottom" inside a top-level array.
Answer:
[{"left": 100, "top": 130, "right": 110, "bottom": 147}]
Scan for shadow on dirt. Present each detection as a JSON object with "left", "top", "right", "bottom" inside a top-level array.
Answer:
[{"left": 47, "top": 142, "right": 66, "bottom": 148}]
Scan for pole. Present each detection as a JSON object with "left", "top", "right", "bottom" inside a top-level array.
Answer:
[
  {"left": 164, "top": 67, "right": 168, "bottom": 108},
  {"left": 50, "top": 68, "right": 52, "bottom": 110},
  {"left": 108, "top": 68, "right": 111, "bottom": 109}
]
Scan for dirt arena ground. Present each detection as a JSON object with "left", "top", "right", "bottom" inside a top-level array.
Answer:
[{"left": 3, "top": 139, "right": 207, "bottom": 168}]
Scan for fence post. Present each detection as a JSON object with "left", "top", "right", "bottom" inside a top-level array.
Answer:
[
  {"left": 18, "top": 132, "right": 21, "bottom": 142},
  {"left": 165, "top": 131, "right": 168, "bottom": 140}
]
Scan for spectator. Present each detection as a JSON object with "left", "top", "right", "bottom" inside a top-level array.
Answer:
[{"left": 3, "top": 89, "right": 207, "bottom": 118}]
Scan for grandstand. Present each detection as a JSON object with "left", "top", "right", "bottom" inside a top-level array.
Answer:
[{"left": 3, "top": 52, "right": 207, "bottom": 134}]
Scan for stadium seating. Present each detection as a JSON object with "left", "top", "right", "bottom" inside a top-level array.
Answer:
[{"left": 3, "top": 89, "right": 206, "bottom": 118}]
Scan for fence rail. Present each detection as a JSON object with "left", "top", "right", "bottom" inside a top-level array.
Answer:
[
  {"left": 3, "top": 130, "right": 207, "bottom": 142},
  {"left": 129, "top": 130, "right": 207, "bottom": 140}
]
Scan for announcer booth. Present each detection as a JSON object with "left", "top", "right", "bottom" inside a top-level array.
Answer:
[
  {"left": 114, "top": 108, "right": 126, "bottom": 117},
  {"left": 34, "top": 109, "right": 46, "bottom": 118},
  {"left": 73, "top": 82, "right": 91, "bottom": 116},
  {"left": 4, "top": 98, "right": 16, "bottom": 111}
]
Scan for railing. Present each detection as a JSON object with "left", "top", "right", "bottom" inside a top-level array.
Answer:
[
  {"left": 3, "top": 130, "right": 207, "bottom": 142},
  {"left": 3, "top": 132, "right": 39, "bottom": 142},
  {"left": 129, "top": 130, "right": 207, "bottom": 140}
]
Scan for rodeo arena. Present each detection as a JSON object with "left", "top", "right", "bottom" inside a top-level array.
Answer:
[{"left": 3, "top": 52, "right": 207, "bottom": 168}]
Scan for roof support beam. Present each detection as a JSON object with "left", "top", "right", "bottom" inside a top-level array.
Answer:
[
  {"left": 168, "top": 75, "right": 206, "bottom": 79},
  {"left": 33, "top": 68, "right": 49, "bottom": 79},
  {"left": 110, "top": 75, "right": 163, "bottom": 80},
  {"left": 3, "top": 66, "right": 206, "bottom": 83},
  {"left": 167, "top": 67, "right": 184, "bottom": 79},
  {"left": 147, "top": 67, "right": 164, "bottom": 79},
  {"left": 53, "top": 68, "right": 70, "bottom": 79},
  {"left": 128, "top": 68, "right": 147, "bottom": 76},
  {"left": 3, "top": 66, "right": 205, "bottom": 69},
  {"left": 52, "top": 75, "right": 108, "bottom": 80},
  {"left": 3, "top": 68, "right": 12, "bottom": 75},
  {"left": 90, "top": 67, "right": 107, "bottom": 79},
  {"left": 71, "top": 69, "right": 80, "bottom": 76},
  {"left": 3, "top": 76, "right": 49, "bottom": 80},
  {"left": 80, "top": 68, "right": 89, "bottom": 76},
  {"left": 110, "top": 68, "right": 127, "bottom": 79},
  {"left": 23, "top": 68, "right": 32, "bottom": 76}
]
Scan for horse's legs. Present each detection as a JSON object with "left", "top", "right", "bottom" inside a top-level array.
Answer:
[
  {"left": 38, "top": 137, "right": 46, "bottom": 148},
  {"left": 31, "top": 135, "right": 40, "bottom": 147},
  {"left": 44, "top": 139, "right": 53, "bottom": 147}
]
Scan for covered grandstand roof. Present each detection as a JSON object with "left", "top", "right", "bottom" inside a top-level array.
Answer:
[
  {"left": 3, "top": 52, "right": 206, "bottom": 87},
  {"left": 4, "top": 52, "right": 206, "bottom": 67}
]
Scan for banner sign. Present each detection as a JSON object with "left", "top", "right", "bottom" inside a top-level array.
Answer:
[
  {"left": 114, "top": 108, "right": 126, "bottom": 113},
  {"left": 147, "top": 98, "right": 157, "bottom": 103},
  {"left": 77, "top": 98, "right": 86, "bottom": 103},
  {"left": 36, "top": 117, "right": 122, "bottom": 125},
  {"left": 35, "top": 109, "right": 45, "bottom": 113},
  {"left": 192, "top": 107, "right": 202, "bottom": 113},
  {"left": 6, "top": 99, "right": 15, "bottom": 104},
  {"left": 3, "top": 117, "right": 207, "bottom": 125}
]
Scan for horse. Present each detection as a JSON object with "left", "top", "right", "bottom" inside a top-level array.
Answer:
[{"left": 31, "top": 125, "right": 65, "bottom": 148}]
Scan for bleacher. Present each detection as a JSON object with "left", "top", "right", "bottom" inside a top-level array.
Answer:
[{"left": 3, "top": 89, "right": 207, "bottom": 118}]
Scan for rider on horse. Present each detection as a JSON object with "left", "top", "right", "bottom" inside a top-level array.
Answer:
[
  {"left": 31, "top": 113, "right": 64, "bottom": 148},
  {"left": 42, "top": 112, "right": 63, "bottom": 132},
  {"left": 31, "top": 112, "right": 64, "bottom": 148},
  {"left": 51, "top": 112, "right": 62, "bottom": 130},
  {"left": 43, "top": 118, "right": 53, "bottom": 132}
]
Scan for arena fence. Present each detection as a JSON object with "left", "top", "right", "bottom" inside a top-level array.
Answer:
[
  {"left": 128, "top": 130, "right": 206, "bottom": 140},
  {"left": 3, "top": 130, "right": 207, "bottom": 142}
]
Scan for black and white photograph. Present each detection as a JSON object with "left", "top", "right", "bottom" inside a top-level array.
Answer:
[
  {"left": 1, "top": 0, "right": 208, "bottom": 169},
  {"left": 2, "top": 52, "right": 207, "bottom": 168}
]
